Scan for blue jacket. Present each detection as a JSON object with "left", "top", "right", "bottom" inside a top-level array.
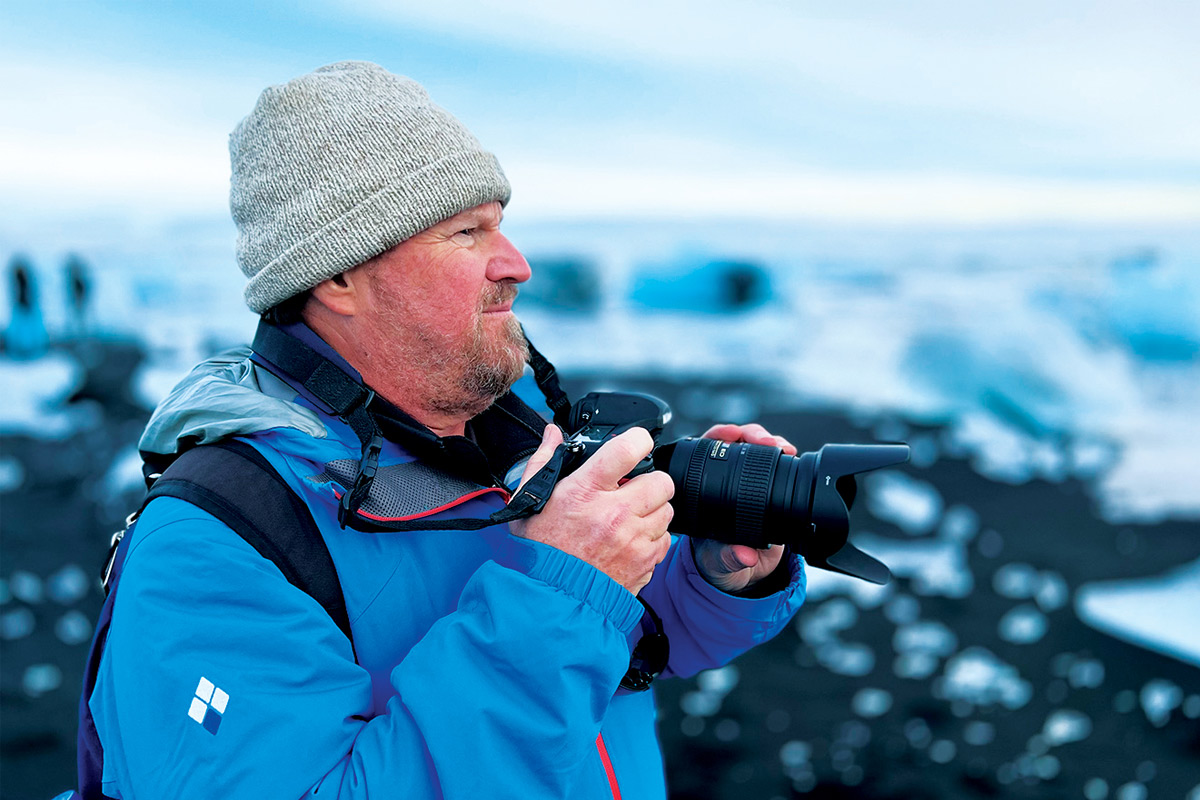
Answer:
[{"left": 89, "top": 337, "right": 806, "bottom": 799}]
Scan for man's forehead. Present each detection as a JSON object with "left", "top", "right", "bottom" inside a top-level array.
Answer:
[{"left": 438, "top": 202, "right": 503, "bottom": 228}]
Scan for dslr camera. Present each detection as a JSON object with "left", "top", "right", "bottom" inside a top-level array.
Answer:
[{"left": 560, "top": 391, "right": 907, "bottom": 585}]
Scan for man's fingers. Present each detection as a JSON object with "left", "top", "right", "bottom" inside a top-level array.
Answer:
[
  {"left": 576, "top": 427, "right": 654, "bottom": 489},
  {"left": 701, "top": 423, "right": 798, "bottom": 455},
  {"left": 638, "top": 498, "right": 675, "bottom": 536},
  {"left": 516, "top": 423, "right": 564, "bottom": 491},
  {"left": 620, "top": 471, "right": 675, "bottom": 517}
]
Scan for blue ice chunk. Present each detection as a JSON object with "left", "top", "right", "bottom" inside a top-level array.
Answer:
[
  {"left": 47, "top": 564, "right": 89, "bottom": 605},
  {"left": 851, "top": 688, "right": 893, "bottom": 718},
  {"left": 998, "top": 604, "right": 1049, "bottom": 644},
  {"left": 941, "top": 647, "right": 1032, "bottom": 710},
  {"left": 962, "top": 721, "right": 995, "bottom": 746},
  {"left": 865, "top": 470, "right": 943, "bottom": 535},
  {"left": 22, "top": 663, "right": 62, "bottom": 697},
  {"left": 893, "top": 621, "right": 957, "bottom": 657},
  {"left": 993, "top": 563, "right": 1039, "bottom": 599},
  {"left": 1042, "top": 709, "right": 1092, "bottom": 745},
  {"left": 1139, "top": 679, "right": 1182, "bottom": 727},
  {"left": 8, "top": 570, "right": 43, "bottom": 604},
  {"left": 1, "top": 608, "right": 35, "bottom": 640},
  {"left": 55, "top": 610, "right": 92, "bottom": 645}
]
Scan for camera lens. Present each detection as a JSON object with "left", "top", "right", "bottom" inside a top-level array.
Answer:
[{"left": 654, "top": 438, "right": 815, "bottom": 550}]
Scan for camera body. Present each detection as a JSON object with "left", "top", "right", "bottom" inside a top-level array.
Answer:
[{"left": 560, "top": 391, "right": 908, "bottom": 585}]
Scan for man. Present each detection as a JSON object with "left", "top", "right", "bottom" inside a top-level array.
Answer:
[{"left": 87, "top": 61, "right": 806, "bottom": 798}]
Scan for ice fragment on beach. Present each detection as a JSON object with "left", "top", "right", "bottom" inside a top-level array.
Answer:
[
  {"left": 1042, "top": 709, "right": 1092, "bottom": 745},
  {"left": 796, "top": 598, "right": 857, "bottom": 644},
  {"left": 779, "top": 740, "right": 812, "bottom": 768},
  {"left": 998, "top": 604, "right": 1048, "bottom": 644},
  {"left": 993, "top": 563, "right": 1039, "bottom": 598},
  {"left": 865, "top": 471, "right": 943, "bottom": 535},
  {"left": 1068, "top": 658, "right": 1105, "bottom": 689},
  {"left": 907, "top": 433, "right": 939, "bottom": 468},
  {"left": 850, "top": 533, "right": 973, "bottom": 598},
  {"left": 938, "top": 505, "right": 979, "bottom": 542},
  {"left": 940, "top": 647, "right": 1032, "bottom": 710},
  {"left": 680, "top": 691, "right": 721, "bottom": 717},
  {"left": 48, "top": 564, "right": 89, "bottom": 605},
  {"left": 55, "top": 610, "right": 92, "bottom": 645},
  {"left": 1183, "top": 694, "right": 1200, "bottom": 719},
  {"left": 893, "top": 621, "right": 956, "bottom": 657},
  {"left": 101, "top": 446, "right": 146, "bottom": 500},
  {"left": 1, "top": 608, "right": 35, "bottom": 640},
  {"left": 9, "top": 570, "right": 43, "bottom": 604},
  {"left": 962, "top": 721, "right": 995, "bottom": 746},
  {"left": 0, "top": 455, "right": 25, "bottom": 492},
  {"left": 851, "top": 688, "right": 892, "bottom": 718},
  {"left": 1033, "top": 754, "right": 1060, "bottom": 780},
  {"left": 894, "top": 652, "right": 939, "bottom": 680},
  {"left": 1084, "top": 778, "right": 1110, "bottom": 800},
  {"left": 883, "top": 594, "right": 919, "bottom": 625},
  {"left": 817, "top": 642, "right": 875, "bottom": 677},
  {"left": 697, "top": 665, "right": 739, "bottom": 695},
  {"left": 1115, "top": 782, "right": 1147, "bottom": 800},
  {"left": 929, "top": 739, "right": 956, "bottom": 764},
  {"left": 1139, "top": 678, "right": 1182, "bottom": 727},
  {"left": 1035, "top": 571, "right": 1069, "bottom": 611},
  {"left": 1075, "top": 557, "right": 1200, "bottom": 667},
  {"left": 22, "top": 663, "right": 63, "bottom": 697}
]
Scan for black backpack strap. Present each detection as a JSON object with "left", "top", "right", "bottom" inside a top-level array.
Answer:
[{"left": 145, "top": 439, "right": 356, "bottom": 655}]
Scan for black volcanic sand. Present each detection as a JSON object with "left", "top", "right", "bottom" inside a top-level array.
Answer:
[
  {"left": 562, "top": 373, "right": 1200, "bottom": 800},
  {"left": 2, "top": 344, "right": 1198, "bottom": 799}
]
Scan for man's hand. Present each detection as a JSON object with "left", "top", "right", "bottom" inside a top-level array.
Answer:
[
  {"left": 510, "top": 425, "right": 675, "bottom": 595},
  {"left": 691, "top": 423, "right": 797, "bottom": 595}
]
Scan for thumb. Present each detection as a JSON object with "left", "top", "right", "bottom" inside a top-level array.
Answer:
[{"left": 516, "top": 423, "right": 564, "bottom": 492}]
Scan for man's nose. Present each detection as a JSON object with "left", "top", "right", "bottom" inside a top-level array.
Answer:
[{"left": 486, "top": 232, "right": 532, "bottom": 284}]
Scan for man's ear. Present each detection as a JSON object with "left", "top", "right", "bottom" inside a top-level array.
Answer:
[{"left": 309, "top": 269, "right": 362, "bottom": 317}]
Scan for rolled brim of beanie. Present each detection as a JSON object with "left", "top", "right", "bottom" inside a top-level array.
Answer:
[{"left": 242, "top": 149, "right": 511, "bottom": 314}]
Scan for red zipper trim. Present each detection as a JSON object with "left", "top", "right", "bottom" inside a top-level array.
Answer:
[
  {"left": 330, "top": 486, "right": 510, "bottom": 521},
  {"left": 596, "top": 733, "right": 622, "bottom": 800}
]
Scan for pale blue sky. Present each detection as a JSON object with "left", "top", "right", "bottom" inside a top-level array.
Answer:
[{"left": 2, "top": 0, "right": 1198, "bottom": 234}]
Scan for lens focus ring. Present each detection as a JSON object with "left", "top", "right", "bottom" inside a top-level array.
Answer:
[
  {"left": 683, "top": 441, "right": 707, "bottom": 528},
  {"left": 734, "top": 445, "right": 776, "bottom": 545}
]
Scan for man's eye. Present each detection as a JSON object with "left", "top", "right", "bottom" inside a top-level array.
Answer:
[{"left": 456, "top": 228, "right": 476, "bottom": 238}]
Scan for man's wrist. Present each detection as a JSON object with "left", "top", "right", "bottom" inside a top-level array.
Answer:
[{"left": 727, "top": 548, "right": 791, "bottom": 598}]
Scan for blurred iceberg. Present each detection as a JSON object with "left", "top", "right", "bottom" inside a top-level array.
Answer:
[{"left": 1075, "top": 558, "right": 1200, "bottom": 667}]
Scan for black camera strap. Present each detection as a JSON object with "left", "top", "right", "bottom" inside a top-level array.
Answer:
[{"left": 251, "top": 319, "right": 669, "bottom": 690}]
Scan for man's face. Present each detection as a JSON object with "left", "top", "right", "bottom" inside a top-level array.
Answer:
[{"left": 356, "top": 201, "right": 532, "bottom": 419}]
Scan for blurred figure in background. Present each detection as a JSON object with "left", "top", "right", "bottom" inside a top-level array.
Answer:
[
  {"left": 64, "top": 253, "right": 92, "bottom": 339},
  {"left": 4, "top": 255, "right": 48, "bottom": 359}
]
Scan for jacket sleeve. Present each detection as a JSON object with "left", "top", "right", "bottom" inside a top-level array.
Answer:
[
  {"left": 636, "top": 536, "right": 806, "bottom": 679},
  {"left": 91, "top": 498, "right": 643, "bottom": 799}
]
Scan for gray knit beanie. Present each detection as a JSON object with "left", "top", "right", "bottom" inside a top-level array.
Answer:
[{"left": 230, "top": 61, "right": 512, "bottom": 313}]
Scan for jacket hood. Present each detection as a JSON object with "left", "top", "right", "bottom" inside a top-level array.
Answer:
[{"left": 139, "top": 346, "right": 328, "bottom": 456}]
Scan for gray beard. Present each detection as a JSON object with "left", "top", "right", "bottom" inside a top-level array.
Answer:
[{"left": 425, "top": 313, "right": 529, "bottom": 419}]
